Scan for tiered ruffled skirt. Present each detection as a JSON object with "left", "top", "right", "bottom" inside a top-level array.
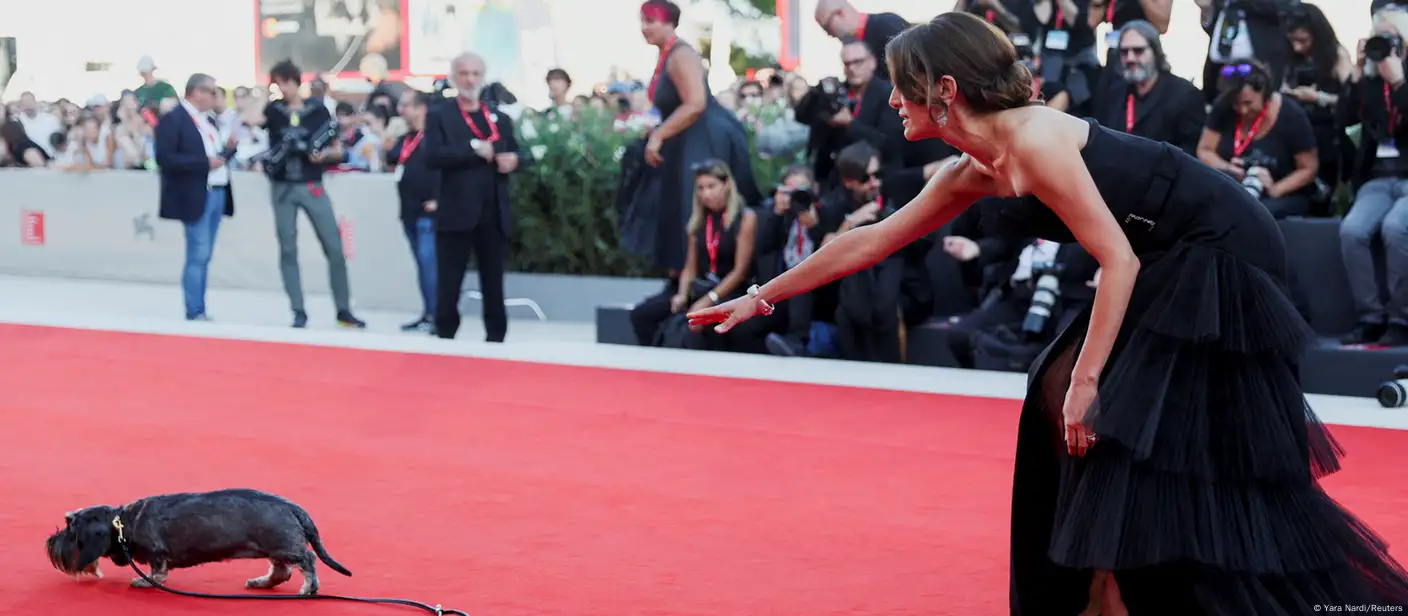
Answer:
[{"left": 1012, "top": 242, "right": 1408, "bottom": 614}]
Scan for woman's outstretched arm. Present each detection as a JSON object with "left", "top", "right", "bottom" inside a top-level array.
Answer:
[{"left": 734, "top": 156, "right": 983, "bottom": 309}]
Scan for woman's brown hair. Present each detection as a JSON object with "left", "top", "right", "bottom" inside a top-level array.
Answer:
[
  {"left": 1214, "top": 57, "right": 1274, "bottom": 104},
  {"left": 885, "top": 11, "right": 1037, "bottom": 115}
]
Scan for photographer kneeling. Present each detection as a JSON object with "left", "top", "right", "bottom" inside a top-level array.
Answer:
[
  {"left": 1196, "top": 59, "right": 1321, "bottom": 219},
  {"left": 754, "top": 166, "right": 843, "bottom": 357},
  {"left": 941, "top": 205, "right": 1099, "bottom": 372},
  {"left": 825, "top": 142, "right": 934, "bottom": 364}
]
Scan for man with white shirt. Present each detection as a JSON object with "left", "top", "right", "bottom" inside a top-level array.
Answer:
[
  {"left": 16, "top": 92, "right": 62, "bottom": 157},
  {"left": 154, "top": 73, "right": 235, "bottom": 322}
]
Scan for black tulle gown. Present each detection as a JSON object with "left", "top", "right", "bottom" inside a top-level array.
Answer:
[{"left": 987, "top": 118, "right": 1408, "bottom": 614}]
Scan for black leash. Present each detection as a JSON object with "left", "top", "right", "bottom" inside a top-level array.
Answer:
[{"left": 111, "top": 517, "right": 470, "bottom": 615}]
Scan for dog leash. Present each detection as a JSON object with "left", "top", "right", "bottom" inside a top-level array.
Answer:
[{"left": 111, "top": 517, "right": 471, "bottom": 615}]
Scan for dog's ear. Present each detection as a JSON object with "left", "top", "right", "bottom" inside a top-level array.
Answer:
[{"left": 72, "top": 508, "right": 116, "bottom": 572}]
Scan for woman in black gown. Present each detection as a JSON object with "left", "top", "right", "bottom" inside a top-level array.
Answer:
[
  {"left": 636, "top": 0, "right": 760, "bottom": 272},
  {"left": 688, "top": 12, "right": 1408, "bottom": 615}
]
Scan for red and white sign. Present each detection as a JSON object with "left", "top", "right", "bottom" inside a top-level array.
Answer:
[
  {"left": 338, "top": 216, "right": 354, "bottom": 260},
  {"left": 21, "top": 210, "right": 45, "bottom": 246}
]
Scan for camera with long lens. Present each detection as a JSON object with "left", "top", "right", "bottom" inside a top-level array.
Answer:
[
  {"left": 1239, "top": 150, "right": 1277, "bottom": 198},
  {"left": 1011, "top": 33, "right": 1036, "bottom": 72},
  {"left": 1376, "top": 364, "right": 1408, "bottom": 408},
  {"left": 1022, "top": 260, "right": 1064, "bottom": 341},
  {"left": 1366, "top": 33, "right": 1402, "bottom": 64},
  {"left": 794, "top": 76, "right": 852, "bottom": 124},
  {"left": 258, "top": 103, "right": 339, "bottom": 182}
]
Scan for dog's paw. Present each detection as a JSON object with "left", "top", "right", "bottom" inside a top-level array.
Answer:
[
  {"left": 246, "top": 576, "right": 277, "bottom": 589},
  {"left": 130, "top": 577, "right": 154, "bottom": 589},
  {"left": 297, "top": 583, "right": 319, "bottom": 596}
]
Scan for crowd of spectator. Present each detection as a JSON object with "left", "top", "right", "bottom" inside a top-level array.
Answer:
[{"left": 4, "top": 0, "right": 1408, "bottom": 369}]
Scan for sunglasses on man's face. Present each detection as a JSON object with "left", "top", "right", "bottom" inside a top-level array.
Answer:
[
  {"left": 1220, "top": 63, "right": 1255, "bottom": 78},
  {"left": 1119, "top": 46, "right": 1149, "bottom": 58}
]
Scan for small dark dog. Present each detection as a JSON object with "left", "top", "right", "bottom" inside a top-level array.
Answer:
[{"left": 46, "top": 488, "right": 351, "bottom": 595}]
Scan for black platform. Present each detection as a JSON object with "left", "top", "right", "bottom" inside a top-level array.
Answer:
[{"left": 596, "top": 218, "right": 1403, "bottom": 399}]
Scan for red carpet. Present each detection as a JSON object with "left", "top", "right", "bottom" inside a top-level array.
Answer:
[{"left": 1, "top": 323, "right": 1405, "bottom": 616}]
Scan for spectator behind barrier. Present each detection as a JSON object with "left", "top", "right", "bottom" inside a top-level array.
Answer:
[
  {"left": 1197, "top": 58, "right": 1320, "bottom": 219},
  {"left": 1283, "top": 3, "right": 1354, "bottom": 206},
  {"left": 629, "top": 159, "right": 765, "bottom": 352},
  {"left": 1338, "top": 7, "right": 1408, "bottom": 347},
  {"left": 1092, "top": 19, "right": 1206, "bottom": 156}
]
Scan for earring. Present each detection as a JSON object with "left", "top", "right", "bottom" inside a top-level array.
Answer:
[{"left": 930, "top": 106, "right": 948, "bottom": 127}]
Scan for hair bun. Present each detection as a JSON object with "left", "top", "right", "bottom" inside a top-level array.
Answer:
[{"left": 982, "top": 61, "right": 1037, "bottom": 110}]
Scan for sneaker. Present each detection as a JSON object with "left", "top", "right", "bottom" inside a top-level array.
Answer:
[
  {"left": 400, "top": 317, "right": 435, "bottom": 333},
  {"left": 1341, "top": 320, "right": 1386, "bottom": 345},
  {"left": 292, "top": 310, "right": 308, "bottom": 329},
  {"left": 336, "top": 311, "right": 367, "bottom": 329}
]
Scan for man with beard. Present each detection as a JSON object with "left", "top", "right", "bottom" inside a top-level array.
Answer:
[
  {"left": 423, "top": 52, "right": 520, "bottom": 343},
  {"left": 1092, "top": 19, "right": 1206, "bottom": 155}
]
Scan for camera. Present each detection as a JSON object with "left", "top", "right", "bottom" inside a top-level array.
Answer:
[
  {"left": 1011, "top": 33, "right": 1036, "bottom": 71},
  {"left": 794, "top": 76, "right": 852, "bottom": 124},
  {"left": 1366, "top": 34, "right": 1402, "bottom": 64},
  {"left": 1239, "top": 150, "right": 1276, "bottom": 198},
  {"left": 1376, "top": 364, "right": 1408, "bottom": 408},
  {"left": 258, "top": 102, "right": 338, "bottom": 182},
  {"left": 1022, "top": 260, "right": 1064, "bottom": 340},
  {"left": 786, "top": 187, "right": 815, "bottom": 215}
]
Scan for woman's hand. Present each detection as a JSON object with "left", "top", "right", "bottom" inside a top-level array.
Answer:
[
  {"left": 644, "top": 134, "right": 664, "bottom": 167},
  {"left": 669, "top": 293, "right": 688, "bottom": 313},
  {"left": 1063, "top": 380, "right": 1099, "bottom": 457},
  {"left": 687, "top": 296, "right": 761, "bottom": 334}
]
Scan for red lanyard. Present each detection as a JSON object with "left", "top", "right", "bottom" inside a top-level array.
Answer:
[
  {"left": 1125, "top": 94, "right": 1136, "bottom": 132},
  {"left": 648, "top": 37, "right": 678, "bottom": 102},
  {"left": 1233, "top": 104, "right": 1269, "bottom": 157},
  {"left": 985, "top": 9, "right": 995, "bottom": 23},
  {"left": 1106, "top": 0, "right": 1115, "bottom": 24},
  {"left": 849, "top": 87, "right": 864, "bottom": 113},
  {"left": 794, "top": 219, "right": 806, "bottom": 258},
  {"left": 1055, "top": 6, "right": 1064, "bottom": 29},
  {"left": 1387, "top": 83, "right": 1400, "bottom": 132},
  {"left": 189, "top": 109, "right": 216, "bottom": 147},
  {"left": 461, "top": 105, "right": 500, "bottom": 142},
  {"left": 705, "top": 215, "right": 721, "bottom": 275},
  {"left": 398, "top": 131, "right": 424, "bottom": 165}
]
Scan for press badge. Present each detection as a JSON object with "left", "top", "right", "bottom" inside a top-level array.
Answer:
[
  {"left": 1045, "top": 30, "right": 1070, "bottom": 52},
  {"left": 1106, "top": 31, "right": 1122, "bottom": 52},
  {"left": 393, "top": 165, "right": 405, "bottom": 181},
  {"left": 1379, "top": 140, "right": 1401, "bottom": 159}
]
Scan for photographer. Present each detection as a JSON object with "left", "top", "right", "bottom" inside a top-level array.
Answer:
[
  {"left": 825, "top": 142, "right": 933, "bottom": 364},
  {"left": 940, "top": 205, "right": 1099, "bottom": 371},
  {"left": 794, "top": 41, "right": 904, "bottom": 190},
  {"left": 260, "top": 60, "right": 366, "bottom": 330},
  {"left": 1283, "top": 4, "right": 1353, "bottom": 203},
  {"left": 756, "top": 166, "right": 841, "bottom": 357},
  {"left": 1338, "top": 7, "right": 1408, "bottom": 346},
  {"left": 1194, "top": 0, "right": 1296, "bottom": 106},
  {"left": 1196, "top": 59, "right": 1319, "bottom": 219}
]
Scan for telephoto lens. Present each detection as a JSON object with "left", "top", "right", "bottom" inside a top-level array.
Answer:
[{"left": 1374, "top": 364, "right": 1408, "bottom": 408}]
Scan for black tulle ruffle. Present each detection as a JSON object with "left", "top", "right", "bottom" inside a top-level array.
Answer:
[{"left": 1043, "top": 242, "right": 1408, "bottom": 610}]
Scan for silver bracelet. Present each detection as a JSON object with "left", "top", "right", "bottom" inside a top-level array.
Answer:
[{"left": 708, "top": 290, "right": 720, "bottom": 303}]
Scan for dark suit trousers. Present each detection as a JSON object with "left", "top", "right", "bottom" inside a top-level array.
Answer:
[{"left": 435, "top": 204, "right": 507, "bottom": 342}]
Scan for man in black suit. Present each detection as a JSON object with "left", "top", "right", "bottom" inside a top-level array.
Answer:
[
  {"left": 813, "top": 0, "right": 910, "bottom": 71},
  {"left": 387, "top": 90, "right": 441, "bottom": 334},
  {"left": 1093, "top": 19, "right": 1207, "bottom": 156},
  {"left": 154, "top": 73, "right": 233, "bottom": 322},
  {"left": 796, "top": 40, "right": 905, "bottom": 188},
  {"left": 424, "top": 52, "right": 520, "bottom": 343}
]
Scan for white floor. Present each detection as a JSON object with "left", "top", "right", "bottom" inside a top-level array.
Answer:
[{"left": 2, "top": 274, "right": 1406, "bottom": 432}]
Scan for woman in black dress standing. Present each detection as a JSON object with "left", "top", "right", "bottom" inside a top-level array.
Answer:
[
  {"left": 689, "top": 12, "right": 1408, "bottom": 615},
  {"left": 637, "top": 0, "right": 761, "bottom": 272}
]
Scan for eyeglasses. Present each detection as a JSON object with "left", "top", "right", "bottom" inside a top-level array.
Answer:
[
  {"left": 1220, "top": 63, "right": 1255, "bottom": 78},
  {"left": 1119, "top": 46, "right": 1148, "bottom": 58}
]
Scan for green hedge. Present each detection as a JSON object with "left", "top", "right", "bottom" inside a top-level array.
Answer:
[{"left": 507, "top": 106, "right": 802, "bottom": 277}]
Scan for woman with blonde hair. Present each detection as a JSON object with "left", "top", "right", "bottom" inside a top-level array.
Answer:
[{"left": 629, "top": 159, "right": 763, "bottom": 351}]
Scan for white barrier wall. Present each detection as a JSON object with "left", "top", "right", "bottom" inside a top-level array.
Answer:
[
  {"left": 0, "top": 170, "right": 425, "bottom": 315},
  {"left": 0, "top": 169, "right": 663, "bottom": 322}
]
